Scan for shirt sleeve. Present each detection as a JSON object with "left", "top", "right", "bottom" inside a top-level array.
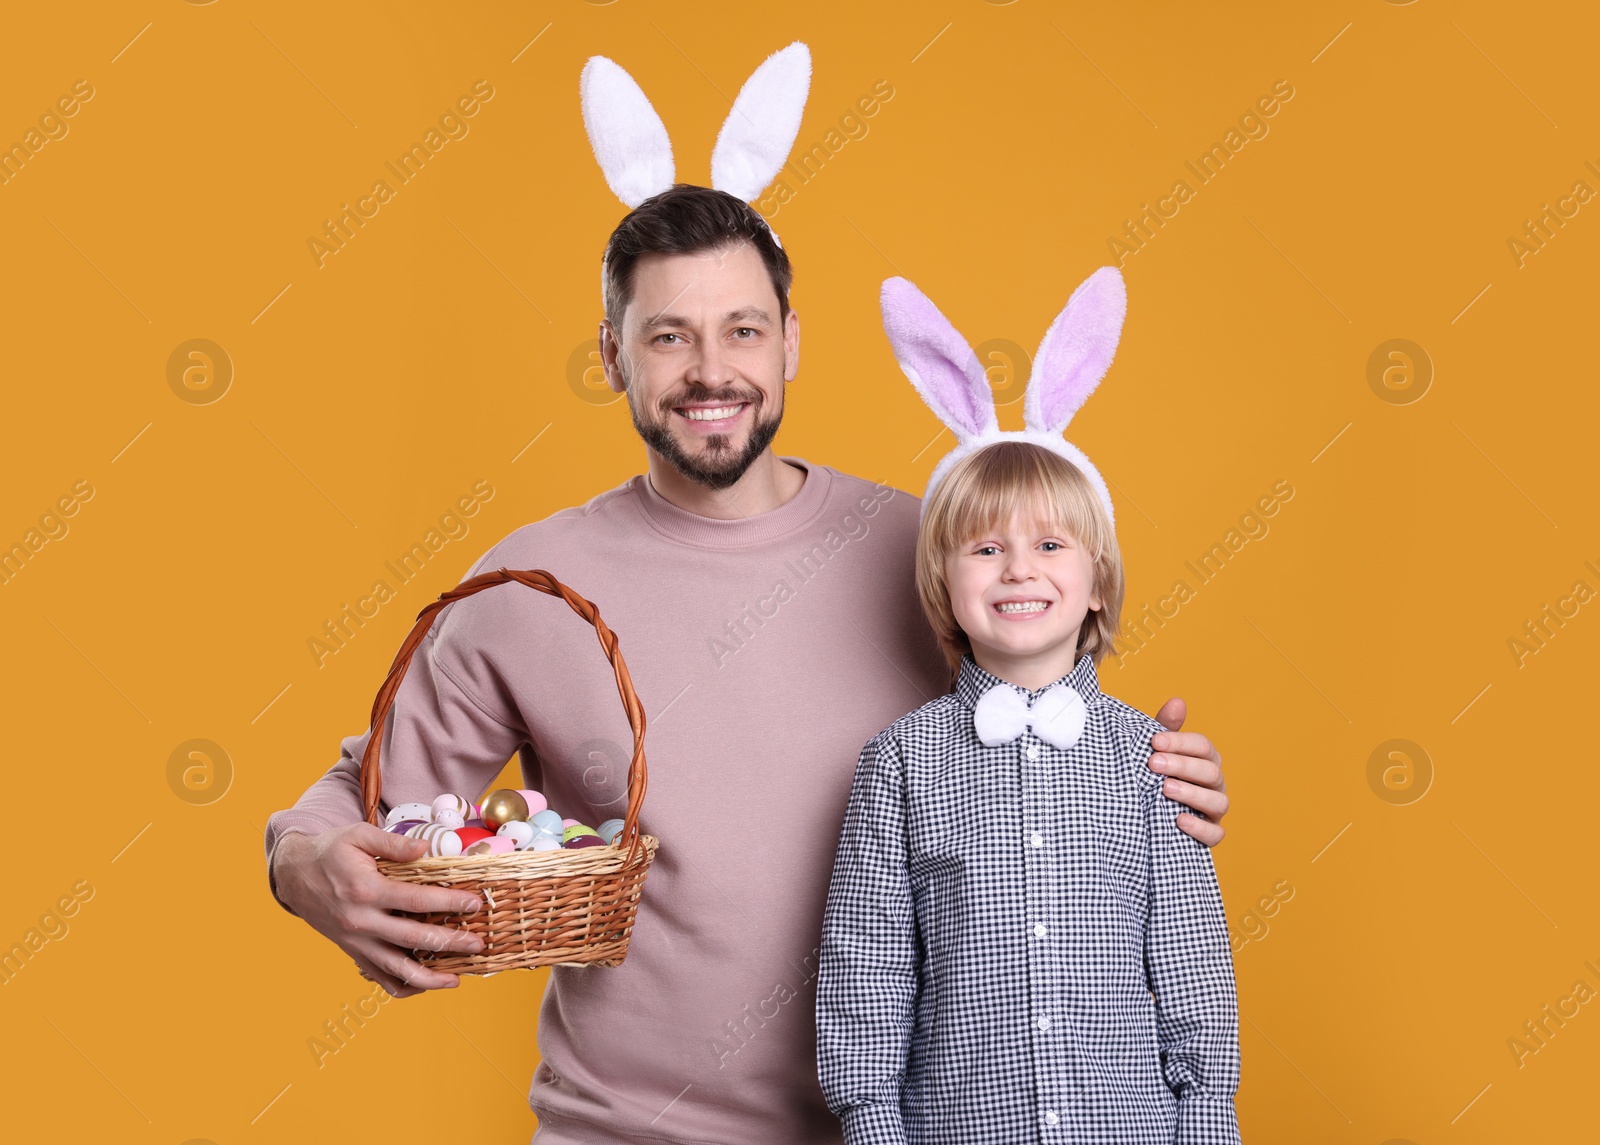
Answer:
[
  {"left": 1134, "top": 715, "right": 1242, "bottom": 1144},
  {"left": 815, "top": 731, "right": 917, "bottom": 1145},
  {"left": 262, "top": 621, "right": 530, "bottom": 915}
]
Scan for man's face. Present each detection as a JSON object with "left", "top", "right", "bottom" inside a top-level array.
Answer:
[{"left": 600, "top": 242, "right": 799, "bottom": 490}]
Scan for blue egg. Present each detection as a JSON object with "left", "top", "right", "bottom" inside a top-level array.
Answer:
[
  {"left": 529, "top": 809, "right": 564, "bottom": 835},
  {"left": 596, "top": 818, "right": 626, "bottom": 845}
]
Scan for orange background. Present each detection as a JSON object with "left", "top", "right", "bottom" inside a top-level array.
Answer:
[{"left": 1, "top": 1, "right": 1595, "bottom": 1141}]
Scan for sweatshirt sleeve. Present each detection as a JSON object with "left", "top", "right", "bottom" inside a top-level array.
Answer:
[
  {"left": 816, "top": 732, "right": 917, "bottom": 1145},
  {"left": 262, "top": 620, "right": 531, "bottom": 915},
  {"left": 1134, "top": 712, "right": 1242, "bottom": 1143}
]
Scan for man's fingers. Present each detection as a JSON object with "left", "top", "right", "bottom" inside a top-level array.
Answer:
[
  {"left": 368, "top": 912, "right": 485, "bottom": 957},
  {"left": 348, "top": 822, "right": 431, "bottom": 862},
  {"left": 1150, "top": 729, "right": 1219, "bottom": 766},
  {"left": 1161, "top": 776, "right": 1229, "bottom": 821},
  {"left": 1152, "top": 696, "right": 1187, "bottom": 733},
  {"left": 355, "top": 935, "right": 461, "bottom": 992},
  {"left": 373, "top": 877, "right": 483, "bottom": 917},
  {"left": 1176, "top": 811, "right": 1225, "bottom": 848},
  {"left": 1151, "top": 751, "right": 1223, "bottom": 793}
]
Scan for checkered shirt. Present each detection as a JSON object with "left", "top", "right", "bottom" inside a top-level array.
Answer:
[{"left": 817, "top": 653, "right": 1241, "bottom": 1144}]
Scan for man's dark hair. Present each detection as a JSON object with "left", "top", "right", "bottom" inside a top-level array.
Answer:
[{"left": 602, "top": 184, "right": 793, "bottom": 330}]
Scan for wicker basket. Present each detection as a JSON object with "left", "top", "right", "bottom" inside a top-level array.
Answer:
[{"left": 356, "top": 567, "right": 658, "bottom": 977}]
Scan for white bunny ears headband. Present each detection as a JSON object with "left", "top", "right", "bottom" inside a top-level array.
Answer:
[
  {"left": 580, "top": 41, "right": 811, "bottom": 221},
  {"left": 881, "top": 266, "right": 1128, "bottom": 529}
]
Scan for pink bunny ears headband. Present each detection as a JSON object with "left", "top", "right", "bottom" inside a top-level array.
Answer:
[
  {"left": 580, "top": 41, "right": 811, "bottom": 225},
  {"left": 881, "top": 266, "right": 1128, "bottom": 529}
]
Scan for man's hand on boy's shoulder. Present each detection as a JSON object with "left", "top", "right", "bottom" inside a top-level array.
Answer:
[{"left": 1147, "top": 696, "right": 1229, "bottom": 848}]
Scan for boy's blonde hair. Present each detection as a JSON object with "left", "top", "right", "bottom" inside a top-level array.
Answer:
[{"left": 916, "top": 441, "right": 1125, "bottom": 679}]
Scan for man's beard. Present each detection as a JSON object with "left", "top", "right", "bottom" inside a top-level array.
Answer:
[{"left": 627, "top": 379, "right": 784, "bottom": 491}]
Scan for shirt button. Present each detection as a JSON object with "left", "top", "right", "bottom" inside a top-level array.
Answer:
[
  {"left": 1032, "top": 923, "right": 1047, "bottom": 938},
  {"left": 1036, "top": 1016, "right": 1051, "bottom": 1031},
  {"left": 1029, "top": 832, "right": 1044, "bottom": 848},
  {"left": 1044, "top": 1110, "right": 1059, "bottom": 1127},
  {"left": 1025, "top": 746, "right": 1040, "bottom": 761}
]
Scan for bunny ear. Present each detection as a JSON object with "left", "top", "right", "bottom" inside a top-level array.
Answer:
[
  {"left": 581, "top": 55, "right": 676, "bottom": 208},
  {"left": 881, "top": 278, "right": 997, "bottom": 442},
  {"left": 1023, "top": 266, "right": 1127, "bottom": 435},
  {"left": 711, "top": 43, "right": 812, "bottom": 202}
]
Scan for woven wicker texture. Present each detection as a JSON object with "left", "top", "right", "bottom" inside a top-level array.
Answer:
[{"left": 355, "top": 568, "right": 657, "bottom": 977}]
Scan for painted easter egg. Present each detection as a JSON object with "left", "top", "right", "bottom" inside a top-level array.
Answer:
[
  {"left": 454, "top": 827, "right": 493, "bottom": 849},
  {"left": 404, "top": 822, "right": 463, "bottom": 857},
  {"left": 431, "top": 793, "right": 472, "bottom": 820},
  {"left": 529, "top": 810, "right": 563, "bottom": 836},
  {"left": 564, "top": 834, "right": 604, "bottom": 849},
  {"left": 529, "top": 835, "right": 561, "bottom": 852},
  {"left": 464, "top": 836, "right": 516, "bottom": 856},
  {"left": 562, "top": 824, "right": 598, "bottom": 844},
  {"left": 516, "top": 789, "right": 549, "bottom": 817},
  {"left": 496, "top": 820, "right": 535, "bottom": 850},
  {"left": 481, "top": 789, "right": 530, "bottom": 830},
  {"left": 384, "top": 802, "right": 433, "bottom": 829},
  {"left": 387, "top": 819, "right": 426, "bottom": 835},
  {"left": 596, "top": 818, "right": 626, "bottom": 845}
]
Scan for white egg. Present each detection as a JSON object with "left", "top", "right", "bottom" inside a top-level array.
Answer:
[
  {"left": 385, "top": 802, "right": 434, "bottom": 829},
  {"left": 596, "top": 818, "right": 626, "bottom": 845},
  {"left": 529, "top": 835, "right": 561, "bottom": 852},
  {"left": 433, "top": 808, "right": 465, "bottom": 830},
  {"left": 497, "top": 820, "right": 535, "bottom": 850},
  {"left": 432, "top": 793, "right": 472, "bottom": 819}
]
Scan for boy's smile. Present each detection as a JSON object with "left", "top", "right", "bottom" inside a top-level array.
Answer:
[{"left": 945, "top": 509, "right": 1102, "bottom": 690}]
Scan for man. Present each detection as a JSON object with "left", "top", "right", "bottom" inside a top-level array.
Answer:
[{"left": 264, "top": 185, "right": 1230, "bottom": 1143}]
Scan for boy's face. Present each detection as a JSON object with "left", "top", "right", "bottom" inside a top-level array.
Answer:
[
  {"left": 944, "top": 510, "right": 1102, "bottom": 678},
  {"left": 599, "top": 241, "right": 800, "bottom": 490}
]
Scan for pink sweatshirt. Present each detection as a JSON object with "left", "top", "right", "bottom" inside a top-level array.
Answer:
[{"left": 263, "top": 457, "right": 950, "bottom": 1143}]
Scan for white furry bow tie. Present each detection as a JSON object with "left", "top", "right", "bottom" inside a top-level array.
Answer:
[{"left": 973, "top": 683, "right": 1087, "bottom": 750}]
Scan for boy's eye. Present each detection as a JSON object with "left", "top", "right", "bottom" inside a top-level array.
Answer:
[
  {"left": 975, "top": 544, "right": 1000, "bottom": 556},
  {"left": 1040, "top": 541, "right": 1060, "bottom": 552}
]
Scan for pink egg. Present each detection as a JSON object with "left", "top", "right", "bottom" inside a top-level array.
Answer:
[
  {"left": 561, "top": 818, "right": 579, "bottom": 828},
  {"left": 517, "top": 789, "right": 549, "bottom": 816},
  {"left": 464, "top": 836, "right": 516, "bottom": 856}
]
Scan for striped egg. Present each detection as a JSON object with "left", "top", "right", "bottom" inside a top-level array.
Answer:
[
  {"left": 404, "top": 822, "right": 463, "bottom": 856},
  {"left": 385, "top": 802, "right": 434, "bottom": 829},
  {"left": 431, "top": 793, "right": 472, "bottom": 820}
]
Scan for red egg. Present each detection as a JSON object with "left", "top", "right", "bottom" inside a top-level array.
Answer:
[
  {"left": 564, "top": 834, "right": 604, "bottom": 849},
  {"left": 454, "top": 827, "right": 493, "bottom": 848}
]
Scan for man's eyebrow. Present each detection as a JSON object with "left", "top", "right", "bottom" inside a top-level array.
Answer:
[
  {"left": 637, "top": 312, "right": 692, "bottom": 331},
  {"left": 637, "top": 307, "right": 775, "bottom": 331}
]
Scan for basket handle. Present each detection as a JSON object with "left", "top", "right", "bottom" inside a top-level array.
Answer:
[{"left": 359, "top": 567, "right": 650, "bottom": 870}]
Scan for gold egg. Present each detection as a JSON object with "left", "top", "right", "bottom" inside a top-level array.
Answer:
[{"left": 481, "top": 788, "right": 529, "bottom": 830}]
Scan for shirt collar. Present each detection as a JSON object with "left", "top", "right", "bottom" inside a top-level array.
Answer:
[{"left": 954, "top": 652, "right": 1102, "bottom": 712}]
